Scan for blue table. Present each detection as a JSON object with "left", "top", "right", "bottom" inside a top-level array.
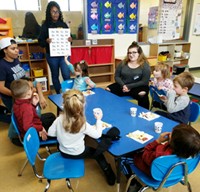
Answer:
[{"left": 48, "top": 88, "right": 178, "bottom": 192}]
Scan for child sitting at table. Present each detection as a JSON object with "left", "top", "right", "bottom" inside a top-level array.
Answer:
[
  {"left": 10, "top": 79, "right": 56, "bottom": 141},
  {"left": 64, "top": 56, "right": 96, "bottom": 91},
  {"left": 150, "top": 63, "right": 173, "bottom": 110},
  {"left": 155, "top": 71, "right": 194, "bottom": 124},
  {"left": 48, "top": 89, "right": 116, "bottom": 185},
  {"left": 150, "top": 63, "right": 173, "bottom": 92},
  {"left": 125, "top": 124, "right": 200, "bottom": 191}
]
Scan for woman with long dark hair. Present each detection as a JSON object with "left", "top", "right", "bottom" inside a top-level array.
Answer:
[{"left": 38, "top": 1, "right": 72, "bottom": 94}]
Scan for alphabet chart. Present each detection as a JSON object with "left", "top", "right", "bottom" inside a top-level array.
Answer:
[{"left": 49, "top": 28, "right": 71, "bottom": 57}]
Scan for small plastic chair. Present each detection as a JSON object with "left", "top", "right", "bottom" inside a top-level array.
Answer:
[
  {"left": 11, "top": 113, "right": 57, "bottom": 176},
  {"left": 189, "top": 101, "right": 200, "bottom": 125},
  {"left": 149, "top": 85, "right": 166, "bottom": 110},
  {"left": 61, "top": 79, "right": 74, "bottom": 93},
  {"left": 24, "top": 127, "right": 84, "bottom": 192},
  {"left": 122, "top": 154, "right": 200, "bottom": 192}
]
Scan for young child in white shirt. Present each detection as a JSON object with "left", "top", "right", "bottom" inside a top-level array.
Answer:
[{"left": 48, "top": 89, "right": 115, "bottom": 185}]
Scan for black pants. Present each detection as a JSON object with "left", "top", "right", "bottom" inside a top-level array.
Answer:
[
  {"left": 60, "top": 146, "right": 109, "bottom": 171},
  {"left": 108, "top": 83, "right": 150, "bottom": 109}
]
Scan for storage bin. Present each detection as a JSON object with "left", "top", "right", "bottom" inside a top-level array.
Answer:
[
  {"left": 35, "top": 77, "right": 47, "bottom": 92},
  {"left": 158, "top": 55, "right": 167, "bottom": 62},
  {"left": 32, "top": 52, "right": 44, "bottom": 59},
  {"left": 33, "top": 68, "right": 43, "bottom": 77}
]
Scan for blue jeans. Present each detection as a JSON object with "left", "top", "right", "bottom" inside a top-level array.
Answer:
[{"left": 46, "top": 53, "right": 70, "bottom": 93}]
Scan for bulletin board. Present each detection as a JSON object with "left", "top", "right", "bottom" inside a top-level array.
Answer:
[
  {"left": 87, "top": 0, "right": 138, "bottom": 34},
  {"left": 193, "top": 3, "right": 200, "bottom": 35}
]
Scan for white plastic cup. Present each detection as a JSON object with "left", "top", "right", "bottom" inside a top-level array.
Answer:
[
  {"left": 130, "top": 107, "right": 137, "bottom": 117},
  {"left": 93, "top": 108, "right": 103, "bottom": 116},
  {"left": 154, "top": 122, "right": 163, "bottom": 133}
]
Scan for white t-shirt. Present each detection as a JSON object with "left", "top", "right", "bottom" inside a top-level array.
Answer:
[{"left": 48, "top": 114, "right": 103, "bottom": 155}]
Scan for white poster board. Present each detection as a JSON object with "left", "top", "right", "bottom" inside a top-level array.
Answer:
[
  {"left": 49, "top": 28, "right": 71, "bottom": 57},
  {"left": 193, "top": 3, "right": 200, "bottom": 35}
]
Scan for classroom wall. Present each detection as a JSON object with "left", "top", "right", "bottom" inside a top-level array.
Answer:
[
  {"left": 0, "top": 0, "right": 82, "bottom": 38},
  {"left": 188, "top": 0, "right": 200, "bottom": 68}
]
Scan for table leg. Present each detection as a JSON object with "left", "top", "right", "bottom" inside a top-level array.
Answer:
[{"left": 115, "top": 157, "right": 121, "bottom": 192}]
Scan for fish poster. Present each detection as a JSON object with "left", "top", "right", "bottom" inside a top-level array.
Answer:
[
  {"left": 87, "top": 0, "right": 101, "bottom": 34},
  {"left": 87, "top": 0, "right": 138, "bottom": 34},
  {"left": 114, "top": 0, "right": 127, "bottom": 34},
  {"left": 101, "top": 0, "right": 114, "bottom": 34},
  {"left": 126, "top": 0, "right": 138, "bottom": 33}
]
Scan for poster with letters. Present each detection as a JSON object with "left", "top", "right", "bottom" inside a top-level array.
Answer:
[
  {"left": 193, "top": 3, "right": 200, "bottom": 35},
  {"left": 49, "top": 28, "right": 71, "bottom": 57}
]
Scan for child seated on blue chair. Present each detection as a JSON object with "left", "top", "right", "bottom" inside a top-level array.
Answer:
[
  {"left": 124, "top": 124, "right": 200, "bottom": 191},
  {"left": 150, "top": 63, "right": 173, "bottom": 110},
  {"left": 64, "top": 56, "right": 96, "bottom": 91},
  {"left": 10, "top": 79, "right": 56, "bottom": 141},
  {"left": 155, "top": 71, "right": 194, "bottom": 124}
]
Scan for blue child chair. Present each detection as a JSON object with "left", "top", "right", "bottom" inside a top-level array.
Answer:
[
  {"left": 121, "top": 154, "right": 200, "bottom": 192},
  {"left": 189, "top": 101, "right": 200, "bottom": 125},
  {"left": 61, "top": 79, "right": 74, "bottom": 93},
  {"left": 11, "top": 113, "right": 58, "bottom": 176},
  {"left": 23, "top": 127, "right": 84, "bottom": 192}
]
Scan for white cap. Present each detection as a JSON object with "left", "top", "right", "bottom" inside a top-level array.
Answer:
[{"left": 0, "top": 37, "right": 15, "bottom": 50}]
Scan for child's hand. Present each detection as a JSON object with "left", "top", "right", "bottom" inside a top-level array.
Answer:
[
  {"left": 122, "top": 85, "right": 130, "bottom": 92},
  {"left": 159, "top": 95, "right": 167, "bottom": 101},
  {"left": 32, "top": 93, "right": 39, "bottom": 106},
  {"left": 156, "top": 132, "right": 171, "bottom": 143},
  {"left": 93, "top": 108, "right": 103, "bottom": 120},
  {"left": 39, "top": 128, "right": 48, "bottom": 141}
]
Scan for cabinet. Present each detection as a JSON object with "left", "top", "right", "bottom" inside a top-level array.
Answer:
[
  {"left": 0, "top": 18, "right": 13, "bottom": 39},
  {"left": 17, "top": 42, "right": 50, "bottom": 94},
  {"left": 149, "top": 41, "right": 191, "bottom": 74},
  {"left": 71, "top": 39, "right": 115, "bottom": 88}
]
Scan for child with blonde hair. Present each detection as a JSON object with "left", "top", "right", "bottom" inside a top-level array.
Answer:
[
  {"left": 48, "top": 89, "right": 116, "bottom": 185},
  {"left": 65, "top": 57, "right": 96, "bottom": 91},
  {"left": 151, "top": 63, "right": 173, "bottom": 91}
]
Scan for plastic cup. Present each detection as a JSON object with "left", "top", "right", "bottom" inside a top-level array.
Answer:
[
  {"left": 154, "top": 122, "right": 163, "bottom": 133},
  {"left": 130, "top": 107, "right": 137, "bottom": 117}
]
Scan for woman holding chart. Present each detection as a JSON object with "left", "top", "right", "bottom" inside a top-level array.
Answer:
[{"left": 38, "top": 1, "right": 72, "bottom": 94}]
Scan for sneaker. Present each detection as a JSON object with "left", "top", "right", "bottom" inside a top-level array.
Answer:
[{"left": 104, "top": 164, "right": 116, "bottom": 185}]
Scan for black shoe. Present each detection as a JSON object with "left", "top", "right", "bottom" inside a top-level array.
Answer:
[{"left": 104, "top": 164, "right": 116, "bottom": 185}]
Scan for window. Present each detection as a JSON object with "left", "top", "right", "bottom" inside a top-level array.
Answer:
[
  {"left": 0, "top": 0, "right": 40, "bottom": 10},
  {"left": 48, "top": 0, "right": 82, "bottom": 11}
]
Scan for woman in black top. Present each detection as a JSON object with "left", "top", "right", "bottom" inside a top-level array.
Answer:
[
  {"left": 106, "top": 42, "right": 151, "bottom": 109},
  {"left": 38, "top": 1, "right": 72, "bottom": 94}
]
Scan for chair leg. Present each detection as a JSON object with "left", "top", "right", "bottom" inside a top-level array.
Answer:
[
  {"left": 187, "top": 182, "right": 192, "bottom": 192},
  {"left": 18, "top": 158, "right": 29, "bottom": 176},
  {"left": 139, "top": 186, "right": 149, "bottom": 192},
  {"left": 44, "top": 179, "right": 51, "bottom": 192},
  {"left": 125, "top": 174, "right": 136, "bottom": 192},
  {"left": 66, "top": 179, "right": 74, "bottom": 192}
]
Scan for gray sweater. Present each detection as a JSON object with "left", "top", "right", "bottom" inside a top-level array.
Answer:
[{"left": 115, "top": 61, "right": 151, "bottom": 89}]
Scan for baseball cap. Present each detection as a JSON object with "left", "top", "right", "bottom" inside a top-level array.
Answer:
[{"left": 0, "top": 37, "right": 15, "bottom": 50}]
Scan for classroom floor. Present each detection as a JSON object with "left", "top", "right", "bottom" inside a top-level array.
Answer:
[{"left": 1, "top": 69, "right": 200, "bottom": 192}]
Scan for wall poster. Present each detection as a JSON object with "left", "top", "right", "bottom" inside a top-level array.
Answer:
[
  {"left": 193, "top": 3, "right": 200, "bottom": 35},
  {"left": 158, "top": 0, "right": 183, "bottom": 40}
]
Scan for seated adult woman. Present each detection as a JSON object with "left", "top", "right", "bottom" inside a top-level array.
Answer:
[{"left": 106, "top": 42, "right": 151, "bottom": 109}]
